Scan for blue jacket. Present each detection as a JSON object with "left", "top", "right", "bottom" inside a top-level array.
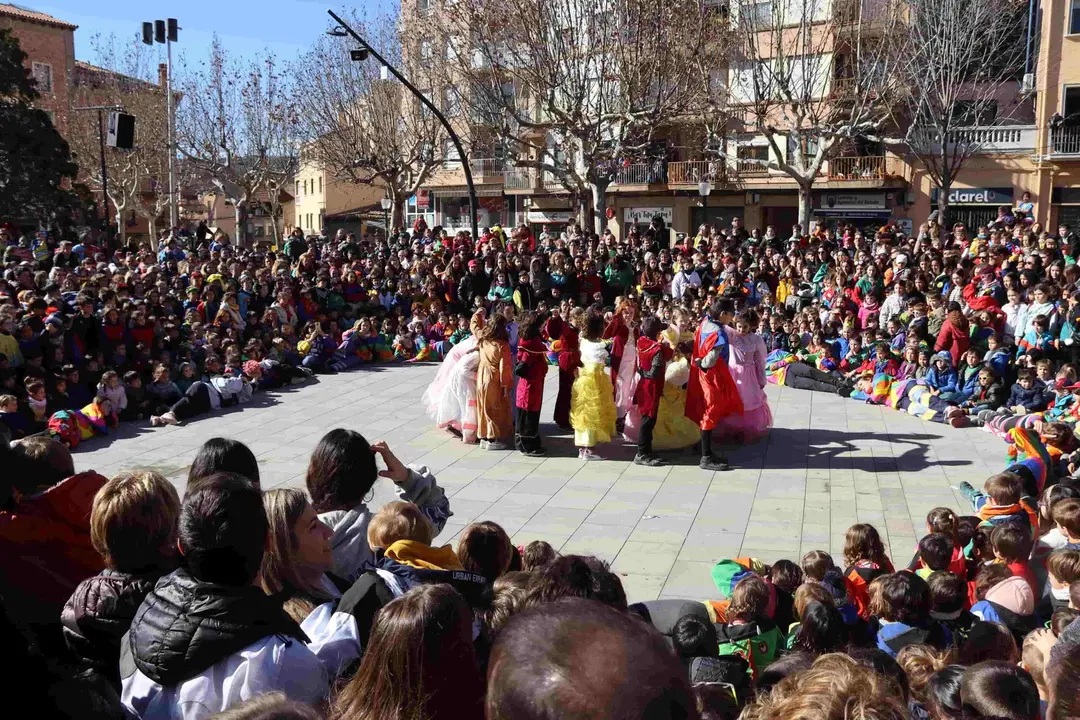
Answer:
[
  {"left": 875, "top": 621, "right": 951, "bottom": 658},
  {"left": 925, "top": 366, "right": 959, "bottom": 393},
  {"left": 1008, "top": 381, "right": 1051, "bottom": 413},
  {"left": 983, "top": 348, "right": 1011, "bottom": 381}
]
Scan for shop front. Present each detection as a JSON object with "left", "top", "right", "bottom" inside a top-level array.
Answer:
[
  {"left": 431, "top": 187, "right": 511, "bottom": 233},
  {"left": 526, "top": 209, "right": 576, "bottom": 237},
  {"left": 813, "top": 191, "right": 894, "bottom": 232},
  {"left": 929, "top": 187, "right": 1013, "bottom": 230},
  {"left": 623, "top": 205, "right": 674, "bottom": 238}
]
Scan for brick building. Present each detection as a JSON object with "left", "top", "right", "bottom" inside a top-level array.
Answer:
[{"left": 0, "top": 3, "right": 76, "bottom": 135}]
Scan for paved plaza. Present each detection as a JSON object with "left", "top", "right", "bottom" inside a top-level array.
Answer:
[{"left": 72, "top": 363, "right": 1007, "bottom": 603}]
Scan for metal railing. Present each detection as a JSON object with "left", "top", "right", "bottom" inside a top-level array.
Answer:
[
  {"left": 734, "top": 157, "right": 770, "bottom": 176},
  {"left": 827, "top": 155, "right": 887, "bottom": 180},
  {"left": 668, "top": 160, "right": 725, "bottom": 185},
  {"left": 468, "top": 158, "right": 508, "bottom": 181},
  {"left": 610, "top": 162, "right": 668, "bottom": 185},
  {"left": 502, "top": 167, "right": 537, "bottom": 190},
  {"left": 1052, "top": 126, "right": 1080, "bottom": 155}
]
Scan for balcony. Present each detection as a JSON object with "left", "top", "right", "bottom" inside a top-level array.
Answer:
[
  {"left": 827, "top": 155, "right": 887, "bottom": 181},
  {"left": 468, "top": 158, "right": 509, "bottom": 182},
  {"left": 943, "top": 126, "right": 1036, "bottom": 153},
  {"left": 733, "top": 157, "right": 770, "bottom": 177},
  {"left": 668, "top": 160, "right": 726, "bottom": 185},
  {"left": 502, "top": 167, "right": 537, "bottom": 191},
  {"left": 1051, "top": 127, "right": 1080, "bottom": 156},
  {"left": 610, "top": 162, "right": 668, "bottom": 186}
]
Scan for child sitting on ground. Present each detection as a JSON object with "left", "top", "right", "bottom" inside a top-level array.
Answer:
[
  {"left": 456, "top": 521, "right": 513, "bottom": 583},
  {"left": 957, "top": 472, "right": 1040, "bottom": 531},
  {"left": 914, "top": 533, "right": 954, "bottom": 581},
  {"left": 870, "top": 572, "right": 949, "bottom": 657},
  {"left": 1052, "top": 498, "right": 1080, "bottom": 551},
  {"left": 1047, "top": 549, "right": 1080, "bottom": 612},
  {"left": 843, "top": 523, "right": 895, "bottom": 619},
  {"left": 991, "top": 523, "right": 1038, "bottom": 596},
  {"left": 928, "top": 571, "right": 977, "bottom": 646},
  {"left": 716, "top": 575, "right": 784, "bottom": 679},
  {"left": 60, "top": 470, "right": 180, "bottom": 692},
  {"left": 0, "top": 393, "right": 31, "bottom": 439}
]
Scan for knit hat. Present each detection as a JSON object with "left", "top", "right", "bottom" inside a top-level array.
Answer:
[{"left": 933, "top": 351, "right": 952, "bottom": 364}]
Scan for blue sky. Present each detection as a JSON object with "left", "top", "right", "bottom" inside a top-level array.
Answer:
[{"left": 28, "top": 1, "right": 396, "bottom": 65}]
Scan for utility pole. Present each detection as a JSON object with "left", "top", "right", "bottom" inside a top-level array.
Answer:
[
  {"left": 143, "top": 19, "right": 180, "bottom": 233},
  {"left": 73, "top": 104, "right": 124, "bottom": 237}
]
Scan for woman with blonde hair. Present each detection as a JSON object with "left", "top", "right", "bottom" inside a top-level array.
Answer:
[{"left": 258, "top": 488, "right": 341, "bottom": 622}]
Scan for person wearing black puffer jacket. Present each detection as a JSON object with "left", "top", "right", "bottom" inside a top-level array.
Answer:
[
  {"left": 120, "top": 473, "right": 367, "bottom": 719},
  {"left": 62, "top": 471, "right": 181, "bottom": 694}
]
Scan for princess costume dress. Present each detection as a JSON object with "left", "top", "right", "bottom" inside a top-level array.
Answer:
[
  {"left": 714, "top": 326, "right": 773, "bottom": 442},
  {"left": 569, "top": 339, "right": 618, "bottom": 448}
]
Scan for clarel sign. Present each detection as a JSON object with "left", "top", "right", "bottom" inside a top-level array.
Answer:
[{"left": 930, "top": 187, "right": 1014, "bottom": 205}]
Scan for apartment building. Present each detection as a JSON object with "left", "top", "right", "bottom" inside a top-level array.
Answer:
[
  {"left": 400, "top": 0, "right": 1080, "bottom": 238},
  {"left": 292, "top": 148, "right": 385, "bottom": 238}
]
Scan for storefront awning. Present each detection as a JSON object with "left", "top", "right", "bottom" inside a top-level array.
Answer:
[{"left": 430, "top": 186, "right": 505, "bottom": 198}]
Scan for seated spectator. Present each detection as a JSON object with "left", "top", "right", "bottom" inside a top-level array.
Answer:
[
  {"left": 1048, "top": 550, "right": 1080, "bottom": 612},
  {"left": 525, "top": 554, "right": 627, "bottom": 611},
  {"left": 958, "top": 620, "right": 1020, "bottom": 665},
  {"left": 843, "top": 523, "right": 895, "bottom": 618},
  {"left": 928, "top": 572, "right": 978, "bottom": 646},
  {"left": 61, "top": 471, "right": 180, "bottom": 693},
  {"left": 188, "top": 437, "right": 261, "bottom": 490},
  {"left": 120, "top": 473, "right": 358, "bottom": 717},
  {"left": 521, "top": 539, "right": 558, "bottom": 570},
  {"left": 486, "top": 598, "right": 695, "bottom": 720},
  {"left": 716, "top": 574, "right": 784, "bottom": 677},
  {"left": 305, "top": 429, "right": 450, "bottom": 583},
  {"left": 960, "top": 660, "right": 1041, "bottom": 720},
  {"left": 330, "top": 584, "right": 484, "bottom": 720},
  {"left": 957, "top": 472, "right": 1039, "bottom": 531},
  {"left": 914, "top": 532, "right": 955, "bottom": 581},
  {"left": 456, "top": 521, "right": 513, "bottom": 582},
  {"left": 870, "top": 572, "right": 949, "bottom": 657},
  {"left": 739, "top": 653, "right": 909, "bottom": 720},
  {"left": 924, "top": 665, "right": 965, "bottom": 720}
]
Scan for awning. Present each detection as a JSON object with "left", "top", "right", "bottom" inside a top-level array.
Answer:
[{"left": 430, "top": 186, "right": 505, "bottom": 198}]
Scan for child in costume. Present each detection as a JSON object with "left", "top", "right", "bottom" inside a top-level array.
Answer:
[
  {"left": 514, "top": 311, "right": 548, "bottom": 456},
  {"left": 47, "top": 396, "right": 111, "bottom": 449},
  {"left": 569, "top": 310, "right": 617, "bottom": 461},
  {"left": 631, "top": 315, "right": 674, "bottom": 467},
  {"left": 686, "top": 299, "right": 743, "bottom": 471},
  {"left": 475, "top": 314, "right": 514, "bottom": 451},
  {"left": 603, "top": 299, "right": 638, "bottom": 426},
  {"left": 716, "top": 310, "right": 773, "bottom": 443},
  {"left": 545, "top": 308, "right": 581, "bottom": 430}
]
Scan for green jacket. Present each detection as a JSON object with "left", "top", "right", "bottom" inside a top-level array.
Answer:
[{"left": 717, "top": 620, "right": 783, "bottom": 678}]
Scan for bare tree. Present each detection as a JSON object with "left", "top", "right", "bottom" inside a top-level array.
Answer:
[
  {"left": 891, "top": 0, "right": 1028, "bottom": 225},
  {"left": 729, "top": 0, "right": 901, "bottom": 230},
  {"left": 293, "top": 9, "right": 446, "bottom": 231},
  {"left": 175, "top": 37, "right": 298, "bottom": 247},
  {"left": 65, "top": 33, "right": 170, "bottom": 247},
  {"left": 438, "top": 0, "right": 727, "bottom": 233}
]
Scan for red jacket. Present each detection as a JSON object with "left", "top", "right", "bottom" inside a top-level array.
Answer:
[
  {"left": 515, "top": 337, "right": 548, "bottom": 412},
  {"left": 685, "top": 323, "right": 743, "bottom": 431},
  {"left": 0, "top": 472, "right": 107, "bottom": 624},
  {"left": 633, "top": 336, "right": 672, "bottom": 416},
  {"left": 934, "top": 319, "right": 970, "bottom": 367}
]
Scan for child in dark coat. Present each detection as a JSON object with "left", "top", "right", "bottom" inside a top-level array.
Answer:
[{"left": 632, "top": 315, "right": 673, "bottom": 467}]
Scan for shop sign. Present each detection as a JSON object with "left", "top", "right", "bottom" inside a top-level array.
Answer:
[
  {"left": 623, "top": 206, "right": 674, "bottom": 224},
  {"left": 415, "top": 189, "right": 431, "bottom": 210},
  {"left": 818, "top": 192, "right": 887, "bottom": 210},
  {"left": 930, "top": 187, "right": 1013, "bottom": 205},
  {"left": 527, "top": 210, "right": 575, "bottom": 224}
]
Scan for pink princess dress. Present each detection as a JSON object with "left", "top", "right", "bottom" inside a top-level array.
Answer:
[{"left": 713, "top": 327, "right": 773, "bottom": 442}]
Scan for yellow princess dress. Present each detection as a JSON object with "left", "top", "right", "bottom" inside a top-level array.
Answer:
[{"left": 569, "top": 338, "right": 617, "bottom": 448}]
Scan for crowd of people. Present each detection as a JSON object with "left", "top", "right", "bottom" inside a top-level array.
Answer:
[{"left": 5, "top": 197, "right": 1080, "bottom": 718}]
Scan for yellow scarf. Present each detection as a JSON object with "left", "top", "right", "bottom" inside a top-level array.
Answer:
[{"left": 384, "top": 540, "right": 464, "bottom": 571}]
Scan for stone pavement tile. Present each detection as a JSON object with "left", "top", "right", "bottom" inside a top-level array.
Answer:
[
  {"left": 487, "top": 492, "right": 551, "bottom": 514},
  {"left": 586, "top": 501, "right": 649, "bottom": 527},
  {"left": 677, "top": 531, "right": 744, "bottom": 563},
  {"left": 546, "top": 487, "right": 608, "bottom": 511},
  {"left": 628, "top": 514, "right": 696, "bottom": 545},
  {"left": 561, "top": 523, "right": 634, "bottom": 563},
  {"left": 619, "top": 574, "right": 668, "bottom": 603},
  {"left": 443, "top": 498, "right": 493, "bottom": 525},
  {"left": 610, "top": 541, "right": 681, "bottom": 575},
  {"left": 480, "top": 462, "right": 543, "bottom": 482},
  {"left": 451, "top": 478, "right": 520, "bottom": 502},
  {"left": 661, "top": 561, "right": 721, "bottom": 601},
  {"left": 519, "top": 506, "right": 591, "bottom": 536},
  {"left": 738, "top": 547, "right": 799, "bottom": 565},
  {"left": 741, "top": 522, "right": 802, "bottom": 552},
  {"left": 511, "top": 530, "right": 571, "bottom": 550}
]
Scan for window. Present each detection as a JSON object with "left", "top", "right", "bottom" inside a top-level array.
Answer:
[
  {"left": 318, "top": 176, "right": 322, "bottom": 194},
  {"left": 1065, "top": 86, "right": 1080, "bottom": 125},
  {"left": 419, "top": 88, "right": 434, "bottom": 117},
  {"left": 1071, "top": 0, "right": 1080, "bottom": 34},
  {"left": 420, "top": 39, "right": 433, "bottom": 62},
  {"left": 443, "top": 86, "right": 460, "bottom": 116},
  {"left": 953, "top": 100, "right": 998, "bottom": 125},
  {"left": 295, "top": 180, "right": 300, "bottom": 195},
  {"left": 31, "top": 62, "right": 52, "bottom": 93},
  {"left": 443, "top": 139, "right": 461, "bottom": 169},
  {"left": 417, "top": 0, "right": 430, "bottom": 12},
  {"left": 744, "top": 0, "right": 772, "bottom": 28}
]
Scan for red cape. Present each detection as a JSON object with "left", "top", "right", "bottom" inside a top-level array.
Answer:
[{"left": 685, "top": 324, "right": 743, "bottom": 431}]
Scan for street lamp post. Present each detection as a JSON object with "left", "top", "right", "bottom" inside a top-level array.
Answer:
[
  {"left": 141, "top": 19, "right": 179, "bottom": 234},
  {"left": 326, "top": 9, "right": 479, "bottom": 243},
  {"left": 380, "top": 196, "right": 392, "bottom": 238}
]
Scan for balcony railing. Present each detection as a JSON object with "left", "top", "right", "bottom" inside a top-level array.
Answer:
[
  {"left": 734, "top": 158, "right": 770, "bottom": 177},
  {"left": 1051, "top": 126, "right": 1080, "bottom": 155},
  {"left": 827, "top": 155, "right": 887, "bottom": 181},
  {"left": 610, "top": 162, "right": 668, "bottom": 185},
  {"left": 502, "top": 167, "right": 537, "bottom": 190},
  {"left": 468, "top": 158, "right": 508, "bottom": 182},
  {"left": 668, "top": 160, "right": 725, "bottom": 185},
  {"left": 945, "top": 126, "right": 1036, "bottom": 152}
]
